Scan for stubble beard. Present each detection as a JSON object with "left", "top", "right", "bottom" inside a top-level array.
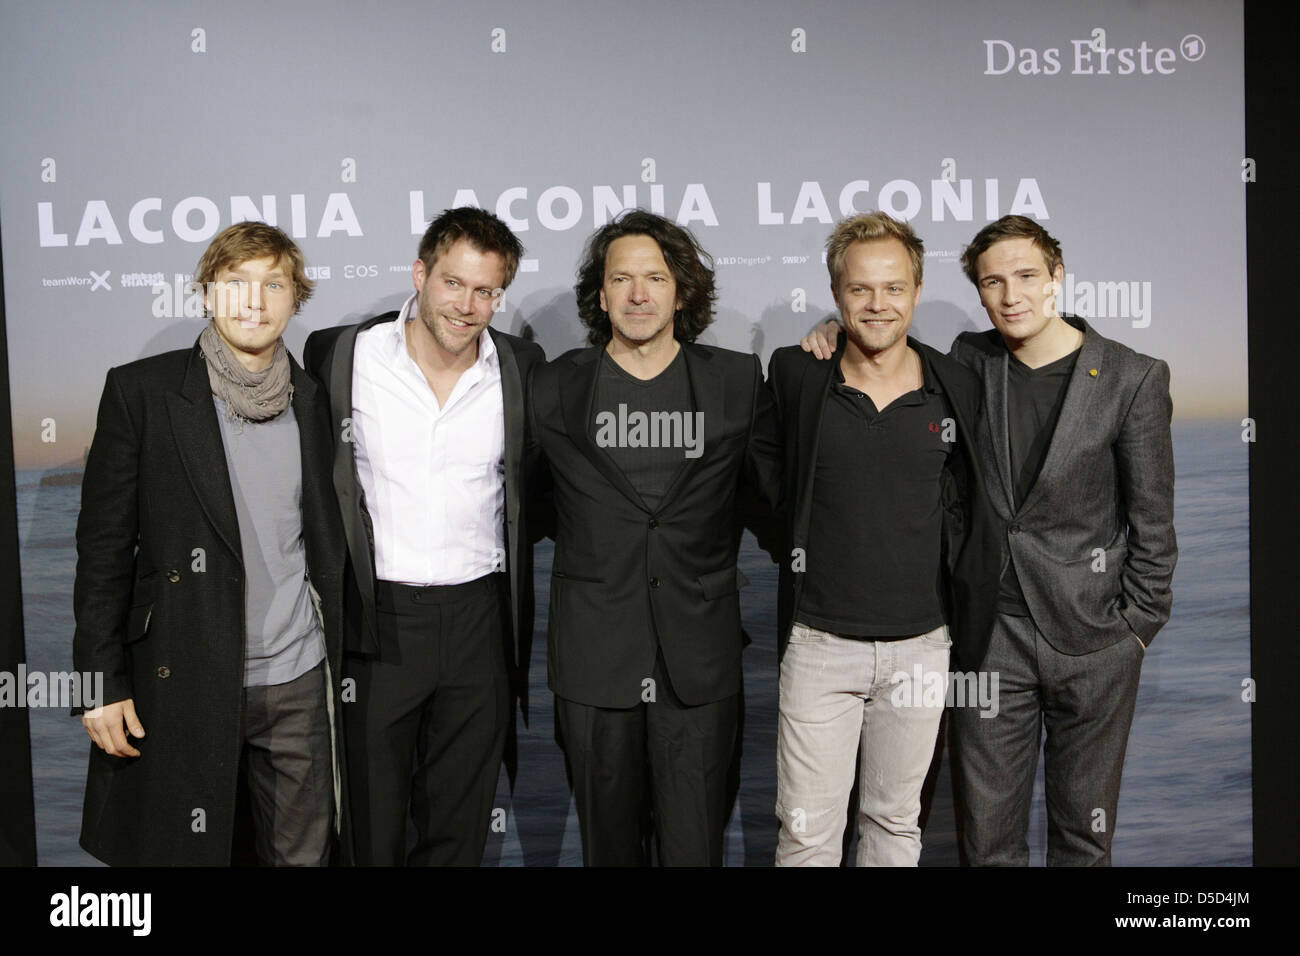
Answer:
[{"left": 421, "top": 302, "right": 479, "bottom": 358}]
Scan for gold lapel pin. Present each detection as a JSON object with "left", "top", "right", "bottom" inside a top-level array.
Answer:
[{"left": 1088, "top": 368, "right": 1099, "bottom": 377}]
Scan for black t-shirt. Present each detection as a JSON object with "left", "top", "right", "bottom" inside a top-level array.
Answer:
[
  {"left": 999, "top": 346, "right": 1079, "bottom": 615},
  {"left": 797, "top": 348, "right": 955, "bottom": 639},
  {"left": 591, "top": 349, "right": 696, "bottom": 512}
]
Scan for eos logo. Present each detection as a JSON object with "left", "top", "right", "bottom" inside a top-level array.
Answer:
[
  {"left": 343, "top": 264, "right": 378, "bottom": 278},
  {"left": 984, "top": 33, "right": 1205, "bottom": 76}
]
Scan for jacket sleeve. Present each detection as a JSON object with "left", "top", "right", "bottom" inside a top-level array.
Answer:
[
  {"left": 737, "top": 353, "right": 783, "bottom": 562},
  {"left": 1115, "top": 358, "right": 1177, "bottom": 644},
  {"left": 72, "top": 368, "right": 142, "bottom": 707}
]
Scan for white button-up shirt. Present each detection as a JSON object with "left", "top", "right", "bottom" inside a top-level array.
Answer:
[{"left": 351, "top": 294, "right": 506, "bottom": 586}]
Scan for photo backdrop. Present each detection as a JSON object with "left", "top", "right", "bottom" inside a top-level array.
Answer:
[{"left": 0, "top": 0, "right": 1249, "bottom": 865}]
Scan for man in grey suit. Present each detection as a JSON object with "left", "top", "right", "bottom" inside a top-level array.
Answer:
[{"left": 947, "top": 215, "right": 1176, "bottom": 865}]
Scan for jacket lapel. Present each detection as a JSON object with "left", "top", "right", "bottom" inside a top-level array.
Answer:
[
  {"left": 491, "top": 328, "right": 524, "bottom": 666},
  {"left": 166, "top": 341, "right": 241, "bottom": 559},
  {"left": 658, "top": 343, "right": 723, "bottom": 506},
  {"left": 984, "top": 341, "right": 1017, "bottom": 513},
  {"left": 1017, "top": 319, "right": 1104, "bottom": 514},
  {"left": 321, "top": 320, "right": 379, "bottom": 600},
  {"left": 560, "top": 346, "right": 651, "bottom": 512},
  {"left": 491, "top": 327, "right": 524, "bottom": 534}
]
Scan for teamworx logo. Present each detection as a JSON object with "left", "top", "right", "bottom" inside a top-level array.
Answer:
[{"left": 984, "top": 31, "right": 1206, "bottom": 76}]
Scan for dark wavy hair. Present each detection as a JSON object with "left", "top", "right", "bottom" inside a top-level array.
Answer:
[
  {"left": 418, "top": 206, "right": 525, "bottom": 289},
  {"left": 574, "top": 210, "right": 716, "bottom": 346}
]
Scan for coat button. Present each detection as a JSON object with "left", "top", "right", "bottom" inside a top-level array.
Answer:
[
  {"left": 167, "top": 570, "right": 181, "bottom": 582},
  {"left": 157, "top": 666, "right": 171, "bottom": 678},
  {"left": 649, "top": 518, "right": 658, "bottom": 529},
  {"left": 1009, "top": 524, "right": 1021, "bottom": 535},
  {"left": 650, "top": 577, "right": 660, "bottom": 588}
]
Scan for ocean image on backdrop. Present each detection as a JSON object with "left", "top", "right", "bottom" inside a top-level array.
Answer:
[{"left": 15, "top": 419, "right": 1249, "bottom": 866}]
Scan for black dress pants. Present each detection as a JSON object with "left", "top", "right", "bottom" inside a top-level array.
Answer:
[
  {"left": 345, "top": 573, "right": 510, "bottom": 866},
  {"left": 556, "top": 650, "right": 739, "bottom": 866}
]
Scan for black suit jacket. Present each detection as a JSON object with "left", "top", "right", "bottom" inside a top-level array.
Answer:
[
  {"left": 765, "top": 335, "right": 1001, "bottom": 670},
  {"left": 529, "top": 342, "right": 782, "bottom": 709},
  {"left": 951, "top": 317, "right": 1176, "bottom": 657},
  {"left": 303, "top": 314, "right": 545, "bottom": 708},
  {"left": 73, "top": 339, "right": 348, "bottom": 866}
]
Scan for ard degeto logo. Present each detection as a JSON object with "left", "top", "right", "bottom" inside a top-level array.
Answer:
[{"left": 984, "top": 30, "right": 1207, "bottom": 76}]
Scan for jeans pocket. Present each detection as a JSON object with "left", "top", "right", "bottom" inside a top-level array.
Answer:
[
  {"left": 787, "top": 622, "right": 827, "bottom": 645},
  {"left": 919, "top": 624, "right": 953, "bottom": 649}
]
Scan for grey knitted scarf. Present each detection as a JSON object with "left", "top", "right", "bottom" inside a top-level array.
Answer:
[{"left": 199, "top": 322, "right": 293, "bottom": 423}]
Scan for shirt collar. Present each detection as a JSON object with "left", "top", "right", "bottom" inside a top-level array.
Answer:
[{"left": 832, "top": 338, "right": 942, "bottom": 395}]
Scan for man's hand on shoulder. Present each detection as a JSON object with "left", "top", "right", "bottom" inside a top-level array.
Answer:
[
  {"left": 82, "top": 698, "right": 146, "bottom": 758},
  {"left": 799, "top": 319, "right": 842, "bottom": 360}
]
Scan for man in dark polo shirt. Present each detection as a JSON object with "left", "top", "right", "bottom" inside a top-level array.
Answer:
[
  {"left": 768, "top": 212, "right": 998, "bottom": 865},
  {"left": 529, "top": 210, "right": 781, "bottom": 865}
]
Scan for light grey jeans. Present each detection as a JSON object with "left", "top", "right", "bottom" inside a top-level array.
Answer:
[{"left": 775, "top": 621, "right": 950, "bottom": 866}]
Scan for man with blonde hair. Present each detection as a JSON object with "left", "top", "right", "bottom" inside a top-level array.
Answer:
[
  {"left": 769, "top": 212, "right": 998, "bottom": 865},
  {"left": 75, "top": 221, "right": 348, "bottom": 865}
]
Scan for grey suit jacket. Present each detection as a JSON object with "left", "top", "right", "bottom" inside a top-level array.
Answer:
[{"left": 951, "top": 317, "right": 1176, "bottom": 658}]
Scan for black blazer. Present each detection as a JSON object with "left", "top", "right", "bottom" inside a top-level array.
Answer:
[
  {"left": 529, "top": 342, "right": 782, "bottom": 709},
  {"left": 73, "top": 339, "right": 348, "bottom": 866},
  {"left": 764, "top": 335, "right": 1001, "bottom": 671},
  {"left": 951, "top": 317, "right": 1176, "bottom": 657},
  {"left": 303, "top": 314, "right": 545, "bottom": 702}
]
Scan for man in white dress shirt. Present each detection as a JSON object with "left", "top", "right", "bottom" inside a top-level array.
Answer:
[{"left": 304, "top": 207, "right": 545, "bottom": 865}]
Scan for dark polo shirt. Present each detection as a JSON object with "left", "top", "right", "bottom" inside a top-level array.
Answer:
[{"left": 798, "top": 347, "right": 955, "bottom": 639}]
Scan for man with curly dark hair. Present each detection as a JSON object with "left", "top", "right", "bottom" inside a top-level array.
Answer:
[
  {"left": 573, "top": 209, "right": 718, "bottom": 347},
  {"left": 530, "top": 210, "right": 781, "bottom": 865}
]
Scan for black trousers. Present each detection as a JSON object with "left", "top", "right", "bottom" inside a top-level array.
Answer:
[
  {"left": 556, "top": 651, "right": 740, "bottom": 866},
  {"left": 344, "top": 573, "right": 510, "bottom": 866}
]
